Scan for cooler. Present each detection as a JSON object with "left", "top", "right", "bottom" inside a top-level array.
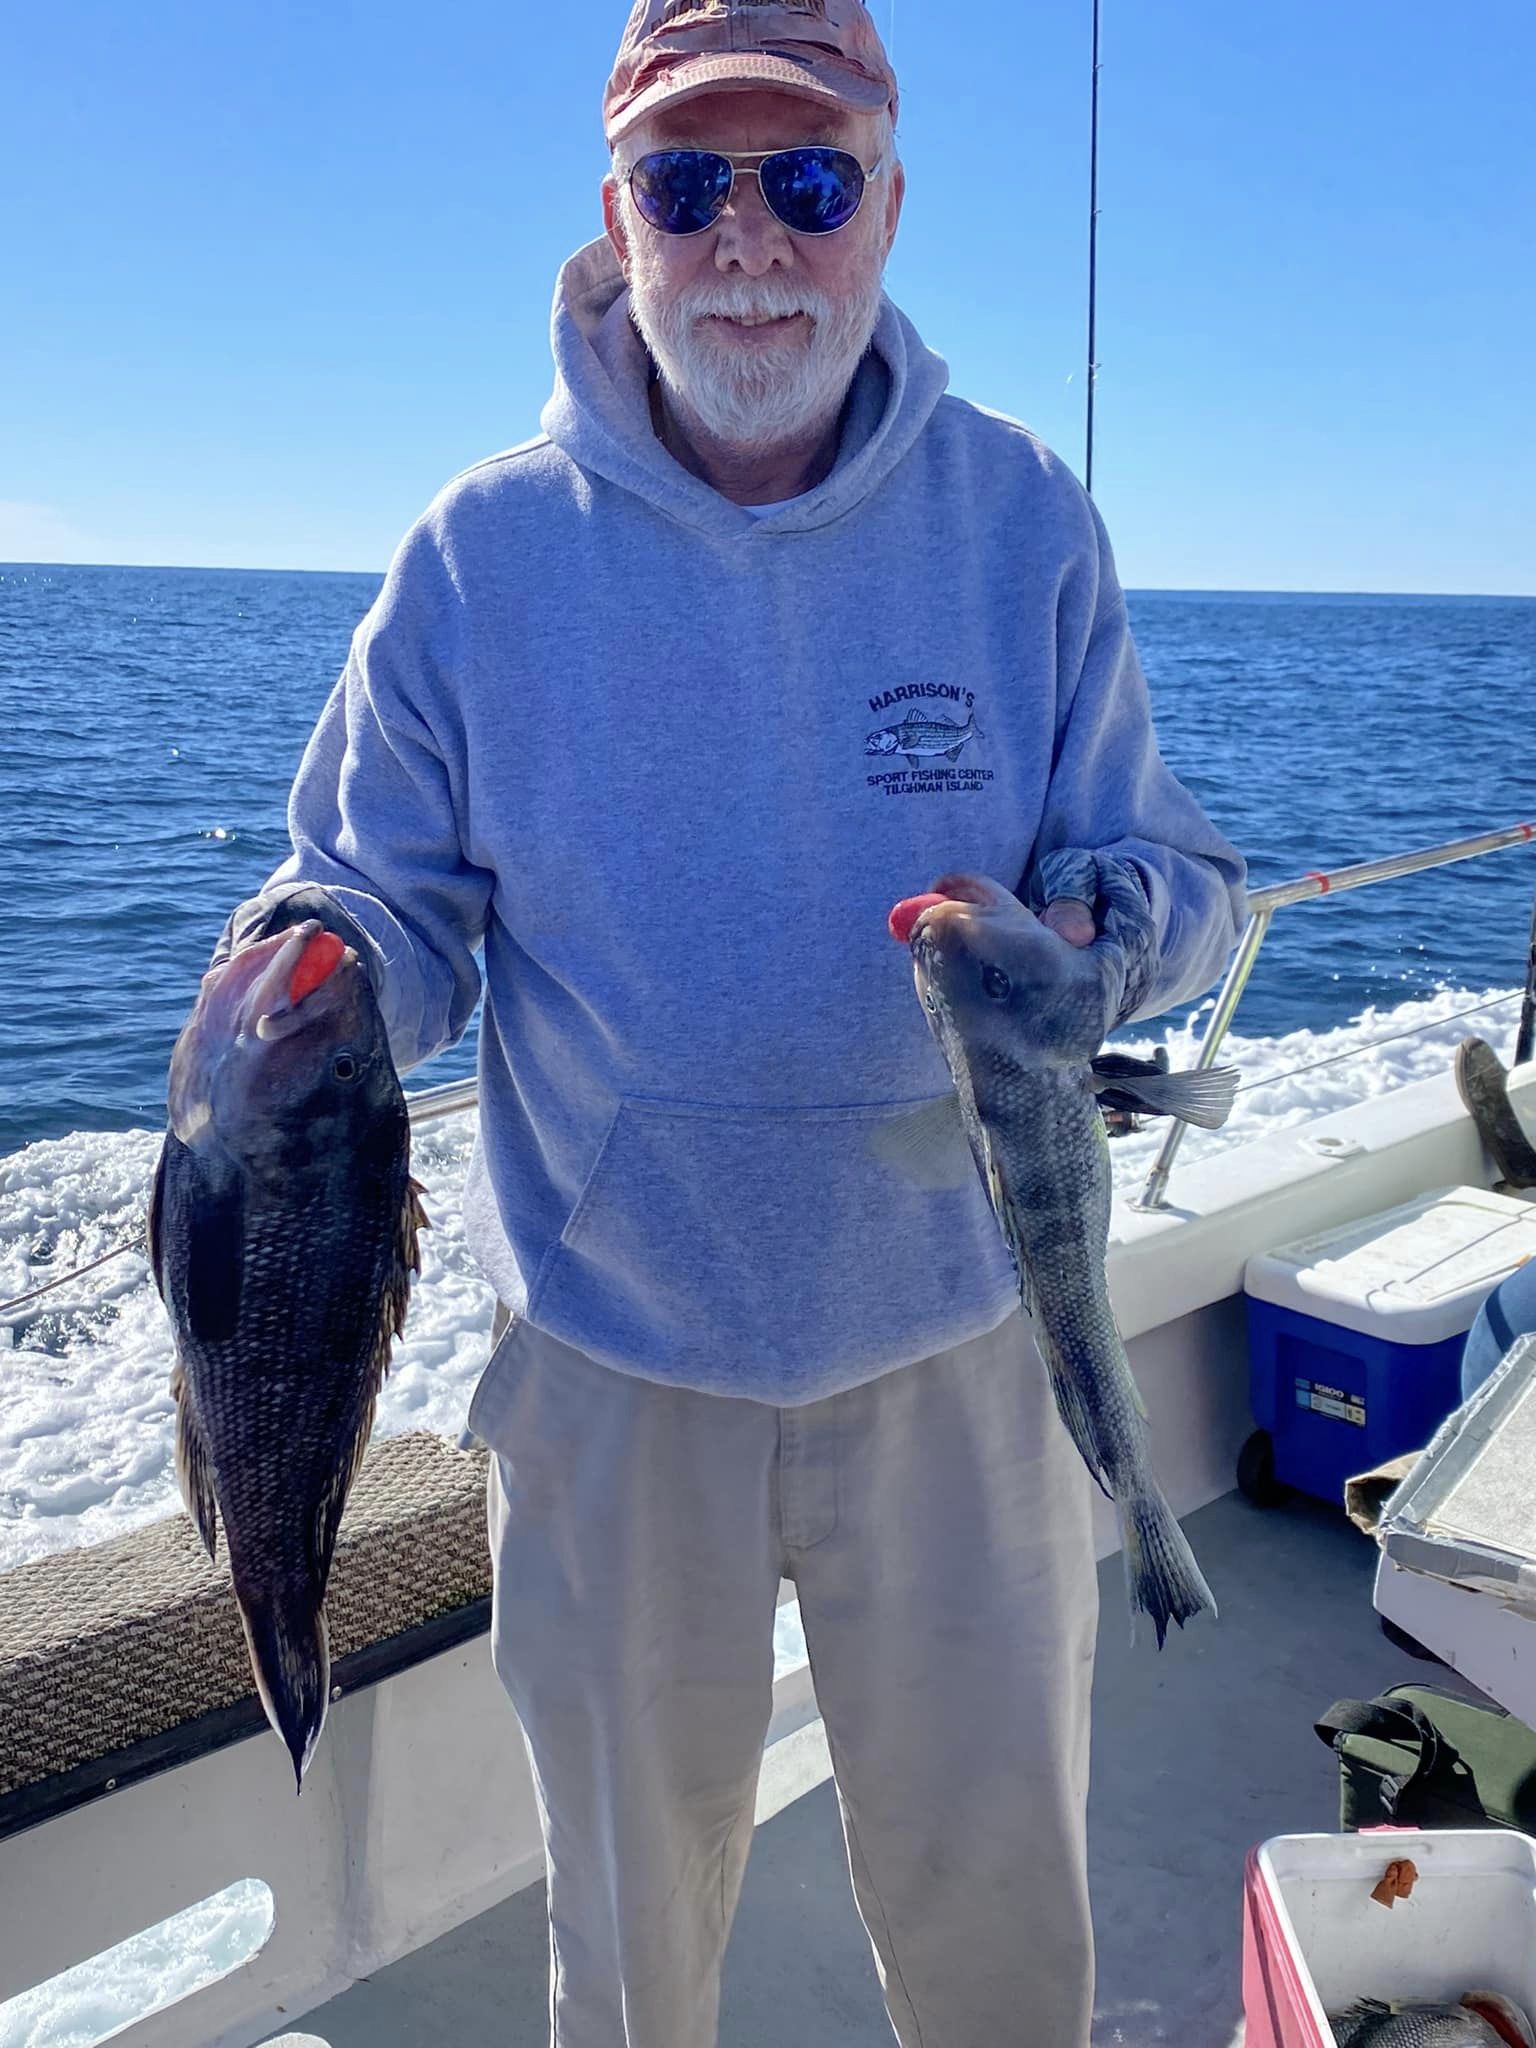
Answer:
[
  {"left": 1242, "top": 1829, "right": 1536, "bottom": 2047},
  {"left": 1243, "top": 1186, "right": 1536, "bottom": 1507}
]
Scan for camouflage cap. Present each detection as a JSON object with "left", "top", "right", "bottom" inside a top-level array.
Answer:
[{"left": 605, "top": 0, "right": 898, "bottom": 148}]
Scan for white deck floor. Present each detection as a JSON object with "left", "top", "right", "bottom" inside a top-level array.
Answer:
[{"left": 276, "top": 1490, "right": 1434, "bottom": 2048}]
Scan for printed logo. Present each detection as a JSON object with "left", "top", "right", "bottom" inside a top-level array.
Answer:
[{"left": 863, "top": 683, "right": 994, "bottom": 797}]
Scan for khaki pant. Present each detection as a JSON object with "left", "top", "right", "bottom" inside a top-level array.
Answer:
[{"left": 471, "top": 1308, "right": 1098, "bottom": 2048}]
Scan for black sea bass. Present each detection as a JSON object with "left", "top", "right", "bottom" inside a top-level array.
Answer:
[
  {"left": 887, "top": 872, "right": 1237, "bottom": 1646},
  {"left": 150, "top": 919, "right": 426, "bottom": 1787}
]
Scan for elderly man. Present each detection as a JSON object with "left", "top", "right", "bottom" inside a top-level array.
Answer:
[{"left": 221, "top": 2, "right": 1246, "bottom": 2041}]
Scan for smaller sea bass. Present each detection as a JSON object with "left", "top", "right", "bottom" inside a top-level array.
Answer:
[
  {"left": 150, "top": 920, "right": 426, "bottom": 1788},
  {"left": 1330, "top": 1993, "right": 1536, "bottom": 2047},
  {"left": 886, "top": 872, "right": 1238, "bottom": 1645}
]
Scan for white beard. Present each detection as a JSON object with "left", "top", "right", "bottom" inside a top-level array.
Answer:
[{"left": 627, "top": 246, "right": 886, "bottom": 452}]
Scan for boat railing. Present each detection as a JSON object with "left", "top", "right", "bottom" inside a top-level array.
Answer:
[
  {"left": 407, "top": 1076, "right": 481, "bottom": 1127},
  {"left": 1132, "top": 821, "right": 1536, "bottom": 1213}
]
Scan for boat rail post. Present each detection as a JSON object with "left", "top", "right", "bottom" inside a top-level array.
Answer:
[{"left": 1131, "top": 906, "right": 1272, "bottom": 1213}]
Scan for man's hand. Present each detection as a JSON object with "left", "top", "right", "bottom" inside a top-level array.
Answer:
[
  {"left": 1039, "top": 897, "right": 1096, "bottom": 949},
  {"left": 211, "top": 882, "right": 377, "bottom": 988}
]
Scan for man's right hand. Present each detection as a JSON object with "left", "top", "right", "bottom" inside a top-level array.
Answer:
[{"left": 211, "top": 882, "right": 377, "bottom": 988}]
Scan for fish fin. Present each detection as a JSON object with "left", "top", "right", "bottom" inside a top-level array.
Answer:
[
  {"left": 171, "top": 1362, "right": 219, "bottom": 1561},
  {"left": 183, "top": 1171, "right": 246, "bottom": 1345},
  {"left": 236, "top": 1578, "right": 330, "bottom": 1792},
  {"left": 946, "top": 744, "right": 963, "bottom": 760},
  {"left": 977, "top": 1138, "right": 1033, "bottom": 1309},
  {"left": 1331, "top": 2002, "right": 1391, "bottom": 2030},
  {"left": 1120, "top": 1488, "right": 1217, "bottom": 1649},
  {"left": 147, "top": 1141, "right": 168, "bottom": 1298},
  {"left": 1090, "top": 1060, "right": 1240, "bottom": 1132},
  {"left": 1037, "top": 1343, "right": 1112, "bottom": 1496},
  {"left": 904, "top": 754, "right": 921, "bottom": 768},
  {"left": 866, "top": 1095, "right": 974, "bottom": 1191},
  {"left": 404, "top": 1175, "right": 430, "bottom": 1273},
  {"left": 1089, "top": 1051, "right": 1171, "bottom": 1082}
]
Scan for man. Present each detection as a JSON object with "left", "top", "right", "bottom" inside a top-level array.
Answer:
[{"left": 221, "top": 3, "right": 1246, "bottom": 2040}]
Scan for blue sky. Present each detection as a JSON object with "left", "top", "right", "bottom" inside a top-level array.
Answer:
[{"left": 3, "top": 0, "right": 1532, "bottom": 592}]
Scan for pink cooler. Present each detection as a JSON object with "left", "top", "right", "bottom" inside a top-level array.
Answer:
[{"left": 1242, "top": 1831, "right": 1536, "bottom": 2046}]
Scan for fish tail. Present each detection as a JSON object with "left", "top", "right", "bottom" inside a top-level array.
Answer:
[
  {"left": 1120, "top": 1489, "right": 1217, "bottom": 1649},
  {"left": 237, "top": 1581, "right": 331, "bottom": 1792}
]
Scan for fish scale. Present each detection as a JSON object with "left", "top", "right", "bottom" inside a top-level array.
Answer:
[{"left": 1330, "top": 2002, "right": 1520, "bottom": 2046}]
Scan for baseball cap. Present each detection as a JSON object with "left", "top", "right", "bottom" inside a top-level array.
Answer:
[{"left": 604, "top": 0, "right": 899, "bottom": 148}]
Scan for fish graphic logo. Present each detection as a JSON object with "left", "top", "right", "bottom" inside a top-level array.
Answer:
[{"left": 865, "top": 709, "right": 982, "bottom": 769}]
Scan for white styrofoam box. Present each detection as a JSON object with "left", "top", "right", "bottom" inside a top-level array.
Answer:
[
  {"left": 1244, "top": 1185, "right": 1536, "bottom": 1344},
  {"left": 1257, "top": 1830, "right": 1536, "bottom": 2037}
]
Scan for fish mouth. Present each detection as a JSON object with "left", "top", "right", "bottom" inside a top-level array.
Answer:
[
  {"left": 170, "top": 923, "right": 360, "bottom": 1145},
  {"left": 894, "top": 877, "right": 1015, "bottom": 953},
  {"left": 201, "top": 923, "right": 360, "bottom": 1045}
]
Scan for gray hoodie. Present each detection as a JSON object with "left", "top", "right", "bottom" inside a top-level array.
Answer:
[{"left": 267, "top": 237, "right": 1246, "bottom": 1403}]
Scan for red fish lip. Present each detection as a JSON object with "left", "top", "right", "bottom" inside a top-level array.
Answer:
[
  {"left": 251, "top": 925, "right": 359, "bottom": 1041},
  {"left": 890, "top": 875, "right": 1018, "bottom": 948},
  {"left": 888, "top": 893, "right": 950, "bottom": 946},
  {"left": 289, "top": 929, "right": 347, "bottom": 1006},
  {"left": 201, "top": 923, "right": 358, "bottom": 1043}
]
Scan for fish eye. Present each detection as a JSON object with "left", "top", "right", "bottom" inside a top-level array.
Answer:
[
  {"left": 332, "top": 1052, "right": 359, "bottom": 1083},
  {"left": 923, "top": 990, "right": 939, "bottom": 1014},
  {"left": 982, "top": 965, "right": 1012, "bottom": 1002}
]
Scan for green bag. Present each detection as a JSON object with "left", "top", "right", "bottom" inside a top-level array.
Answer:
[{"left": 1316, "top": 1684, "right": 1536, "bottom": 1833}]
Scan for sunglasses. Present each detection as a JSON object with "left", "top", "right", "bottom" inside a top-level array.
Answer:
[{"left": 628, "top": 146, "right": 884, "bottom": 238}]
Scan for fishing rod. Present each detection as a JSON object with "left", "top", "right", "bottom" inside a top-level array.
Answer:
[
  {"left": 1085, "top": 0, "right": 1102, "bottom": 495},
  {"left": 1516, "top": 883, "right": 1536, "bottom": 1067}
]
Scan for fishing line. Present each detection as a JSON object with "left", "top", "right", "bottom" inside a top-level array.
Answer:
[
  {"left": 1230, "top": 992, "right": 1521, "bottom": 1097},
  {"left": 0, "top": 1233, "right": 147, "bottom": 1318}
]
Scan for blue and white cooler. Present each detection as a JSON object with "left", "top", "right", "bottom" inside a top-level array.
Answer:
[{"left": 1241, "top": 1186, "right": 1536, "bottom": 1507}]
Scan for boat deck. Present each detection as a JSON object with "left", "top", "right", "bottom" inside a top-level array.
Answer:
[{"left": 279, "top": 1488, "right": 1435, "bottom": 2048}]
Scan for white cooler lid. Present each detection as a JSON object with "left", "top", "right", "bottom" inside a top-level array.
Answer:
[{"left": 1244, "top": 1185, "right": 1536, "bottom": 1343}]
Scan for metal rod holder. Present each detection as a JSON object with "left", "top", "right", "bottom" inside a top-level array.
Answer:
[{"left": 1132, "top": 909, "right": 1271, "bottom": 1212}]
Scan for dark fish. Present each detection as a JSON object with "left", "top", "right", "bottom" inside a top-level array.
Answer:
[
  {"left": 883, "top": 873, "right": 1237, "bottom": 1644},
  {"left": 149, "top": 921, "right": 426, "bottom": 1787},
  {"left": 1330, "top": 1993, "right": 1535, "bottom": 2046}
]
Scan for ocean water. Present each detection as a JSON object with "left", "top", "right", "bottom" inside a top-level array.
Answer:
[{"left": 1, "top": 566, "right": 1533, "bottom": 1154}]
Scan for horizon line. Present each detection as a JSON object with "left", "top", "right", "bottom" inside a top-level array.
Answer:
[{"left": 1, "top": 561, "right": 1532, "bottom": 603}]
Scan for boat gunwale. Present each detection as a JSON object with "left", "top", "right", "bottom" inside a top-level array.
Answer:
[{"left": 0, "top": 1595, "right": 492, "bottom": 1845}]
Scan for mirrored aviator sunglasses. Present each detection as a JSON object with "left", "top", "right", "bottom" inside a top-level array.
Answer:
[{"left": 628, "top": 146, "right": 880, "bottom": 238}]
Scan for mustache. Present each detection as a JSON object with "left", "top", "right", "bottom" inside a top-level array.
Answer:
[{"left": 680, "top": 279, "right": 831, "bottom": 326}]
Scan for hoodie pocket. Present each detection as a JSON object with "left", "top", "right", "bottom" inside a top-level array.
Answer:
[{"left": 524, "top": 1094, "right": 1016, "bottom": 1401}]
